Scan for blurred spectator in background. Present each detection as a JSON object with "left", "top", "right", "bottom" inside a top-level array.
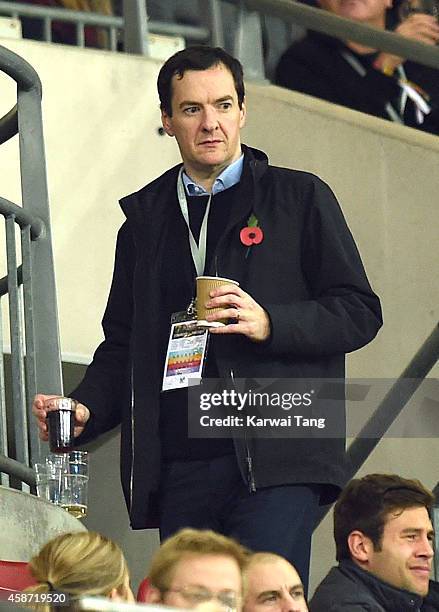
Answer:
[
  {"left": 23, "top": 531, "right": 134, "bottom": 611},
  {"left": 275, "top": 0, "right": 439, "bottom": 135},
  {"left": 243, "top": 553, "right": 309, "bottom": 612},
  {"left": 14, "top": 0, "right": 113, "bottom": 48}
]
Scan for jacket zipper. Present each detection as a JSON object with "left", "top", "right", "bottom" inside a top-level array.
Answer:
[
  {"left": 129, "top": 364, "right": 135, "bottom": 512},
  {"left": 230, "top": 368, "right": 256, "bottom": 493},
  {"left": 246, "top": 446, "right": 256, "bottom": 493}
]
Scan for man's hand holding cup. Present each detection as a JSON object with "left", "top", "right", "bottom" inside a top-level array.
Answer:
[
  {"left": 196, "top": 277, "right": 271, "bottom": 343},
  {"left": 32, "top": 394, "right": 90, "bottom": 443}
]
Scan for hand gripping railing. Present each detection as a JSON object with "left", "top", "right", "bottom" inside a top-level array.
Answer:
[{"left": 0, "top": 44, "right": 63, "bottom": 487}]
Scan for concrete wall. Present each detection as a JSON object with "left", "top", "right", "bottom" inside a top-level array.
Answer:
[
  {"left": 0, "top": 486, "right": 86, "bottom": 561},
  {"left": 1, "top": 38, "right": 438, "bottom": 593}
]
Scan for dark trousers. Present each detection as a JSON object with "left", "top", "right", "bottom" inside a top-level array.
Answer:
[{"left": 159, "top": 454, "right": 320, "bottom": 594}]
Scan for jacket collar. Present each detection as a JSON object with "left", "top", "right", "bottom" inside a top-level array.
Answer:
[
  {"left": 119, "top": 145, "right": 268, "bottom": 215},
  {"left": 423, "top": 581, "right": 439, "bottom": 611},
  {"left": 340, "top": 560, "right": 423, "bottom": 611},
  {"left": 118, "top": 145, "right": 269, "bottom": 248}
]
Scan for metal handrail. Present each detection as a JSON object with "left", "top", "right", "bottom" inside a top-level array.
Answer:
[
  {"left": 0, "top": 1, "right": 123, "bottom": 27},
  {"left": 315, "top": 323, "right": 439, "bottom": 525},
  {"left": 0, "top": 266, "right": 22, "bottom": 299},
  {"left": 0, "top": 42, "right": 64, "bottom": 475},
  {"left": 0, "top": 453, "right": 36, "bottom": 487},
  {"left": 0, "top": 0, "right": 210, "bottom": 51},
  {"left": 149, "top": 21, "right": 209, "bottom": 42},
  {"left": 346, "top": 323, "right": 439, "bottom": 475},
  {"left": 0, "top": 37, "right": 41, "bottom": 93},
  {"left": 0, "top": 197, "right": 44, "bottom": 239},
  {"left": 2, "top": 0, "right": 438, "bottom": 70},
  {"left": 0, "top": 105, "right": 18, "bottom": 146},
  {"left": 241, "top": 0, "right": 439, "bottom": 70}
]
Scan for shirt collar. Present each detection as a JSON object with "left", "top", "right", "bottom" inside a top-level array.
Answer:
[{"left": 182, "top": 154, "right": 244, "bottom": 196}]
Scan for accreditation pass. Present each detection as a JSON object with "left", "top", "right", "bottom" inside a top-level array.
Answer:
[{"left": 162, "top": 315, "right": 208, "bottom": 391}]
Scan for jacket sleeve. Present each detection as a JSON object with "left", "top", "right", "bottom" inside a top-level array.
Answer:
[
  {"left": 263, "top": 176, "right": 382, "bottom": 357},
  {"left": 71, "top": 221, "right": 134, "bottom": 443}
]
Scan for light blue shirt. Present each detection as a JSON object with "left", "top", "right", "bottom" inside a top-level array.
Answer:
[{"left": 182, "top": 154, "right": 244, "bottom": 196}]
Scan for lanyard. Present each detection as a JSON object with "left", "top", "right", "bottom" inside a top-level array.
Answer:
[
  {"left": 340, "top": 50, "right": 431, "bottom": 125},
  {"left": 340, "top": 50, "right": 402, "bottom": 123},
  {"left": 398, "top": 65, "right": 431, "bottom": 124},
  {"left": 177, "top": 167, "right": 212, "bottom": 277}
]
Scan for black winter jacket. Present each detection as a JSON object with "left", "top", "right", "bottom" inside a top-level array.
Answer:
[
  {"left": 72, "top": 146, "right": 382, "bottom": 528},
  {"left": 310, "top": 560, "right": 439, "bottom": 611}
]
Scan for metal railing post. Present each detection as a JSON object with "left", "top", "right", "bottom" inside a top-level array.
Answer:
[
  {"left": 5, "top": 216, "right": 29, "bottom": 468},
  {"left": 0, "top": 305, "right": 9, "bottom": 487},
  {"left": 123, "top": 0, "right": 149, "bottom": 56},
  {"left": 17, "top": 78, "right": 63, "bottom": 462},
  {"left": 0, "top": 43, "right": 64, "bottom": 468},
  {"left": 234, "top": 1, "right": 266, "bottom": 80},
  {"left": 198, "top": 0, "right": 225, "bottom": 49}
]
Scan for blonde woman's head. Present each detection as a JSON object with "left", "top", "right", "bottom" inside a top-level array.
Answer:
[{"left": 25, "top": 531, "right": 133, "bottom": 610}]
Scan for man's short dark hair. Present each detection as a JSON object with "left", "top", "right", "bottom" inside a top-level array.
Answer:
[
  {"left": 334, "top": 473, "right": 434, "bottom": 561},
  {"left": 157, "top": 45, "right": 245, "bottom": 116}
]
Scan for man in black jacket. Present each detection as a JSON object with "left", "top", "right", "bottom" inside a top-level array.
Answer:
[
  {"left": 310, "top": 473, "right": 439, "bottom": 611},
  {"left": 33, "top": 46, "right": 382, "bottom": 591},
  {"left": 275, "top": 0, "right": 439, "bottom": 134}
]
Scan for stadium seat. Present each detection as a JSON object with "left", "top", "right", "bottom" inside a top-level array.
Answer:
[{"left": 0, "top": 561, "right": 36, "bottom": 600}]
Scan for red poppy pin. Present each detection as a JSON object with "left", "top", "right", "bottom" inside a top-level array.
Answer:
[{"left": 240, "top": 213, "right": 264, "bottom": 246}]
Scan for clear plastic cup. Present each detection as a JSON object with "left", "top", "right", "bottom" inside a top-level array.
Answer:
[
  {"left": 33, "top": 451, "right": 88, "bottom": 519},
  {"left": 34, "top": 461, "right": 62, "bottom": 505},
  {"left": 59, "top": 450, "right": 88, "bottom": 519}
]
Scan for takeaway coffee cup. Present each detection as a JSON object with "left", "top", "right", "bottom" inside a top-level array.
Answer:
[{"left": 196, "top": 276, "right": 239, "bottom": 328}]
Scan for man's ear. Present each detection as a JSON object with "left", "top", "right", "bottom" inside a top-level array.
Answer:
[
  {"left": 239, "top": 98, "right": 247, "bottom": 129},
  {"left": 348, "top": 530, "right": 374, "bottom": 564},
  {"left": 161, "top": 110, "right": 174, "bottom": 137}
]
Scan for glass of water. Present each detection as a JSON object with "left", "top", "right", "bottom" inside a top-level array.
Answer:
[{"left": 34, "top": 461, "right": 62, "bottom": 505}]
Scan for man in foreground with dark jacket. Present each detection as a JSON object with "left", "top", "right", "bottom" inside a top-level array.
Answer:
[
  {"left": 310, "top": 473, "right": 439, "bottom": 611},
  {"left": 33, "top": 46, "right": 382, "bottom": 591}
]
